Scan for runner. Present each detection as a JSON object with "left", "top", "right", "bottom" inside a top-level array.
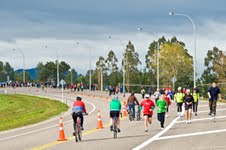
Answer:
[
  {"left": 140, "top": 94, "right": 155, "bottom": 132},
  {"left": 164, "top": 90, "right": 171, "bottom": 118},
  {"left": 183, "top": 89, "right": 194, "bottom": 124},
  {"left": 156, "top": 95, "right": 168, "bottom": 129},
  {"left": 208, "top": 82, "right": 222, "bottom": 116},
  {"left": 174, "top": 87, "right": 184, "bottom": 117}
]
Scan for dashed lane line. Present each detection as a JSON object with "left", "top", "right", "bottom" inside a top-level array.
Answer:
[{"left": 31, "top": 117, "right": 126, "bottom": 150}]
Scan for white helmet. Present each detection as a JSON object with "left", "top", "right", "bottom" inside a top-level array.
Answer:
[{"left": 178, "top": 87, "right": 182, "bottom": 91}]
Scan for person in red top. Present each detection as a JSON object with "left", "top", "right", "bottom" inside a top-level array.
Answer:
[
  {"left": 72, "top": 96, "right": 88, "bottom": 132},
  {"left": 164, "top": 90, "right": 171, "bottom": 118},
  {"left": 140, "top": 94, "right": 155, "bottom": 132}
]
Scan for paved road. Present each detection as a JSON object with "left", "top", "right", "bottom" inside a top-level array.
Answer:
[{"left": 0, "top": 87, "right": 226, "bottom": 150}]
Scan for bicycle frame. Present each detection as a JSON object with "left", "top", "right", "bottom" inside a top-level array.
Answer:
[{"left": 75, "top": 116, "right": 82, "bottom": 142}]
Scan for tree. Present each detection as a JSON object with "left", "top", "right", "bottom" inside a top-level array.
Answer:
[
  {"left": 105, "top": 50, "right": 120, "bottom": 87},
  {"left": 159, "top": 43, "right": 193, "bottom": 88},
  {"left": 96, "top": 56, "right": 106, "bottom": 90},
  {"left": 123, "top": 41, "right": 141, "bottom": 92},
  {"left": 201, "top": 47, "right": 226, "bottom": 83}
]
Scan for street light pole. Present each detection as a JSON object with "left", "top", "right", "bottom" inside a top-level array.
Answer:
[
  {"left": 137, "top": 28, "right": 160, "bottom": 89},
  {"left": 89, "top": 48, "right": 92, "bottom": 91},
  {"left": 169, "top": 12, "right": 196, "bottom": 87},
  {"left": 13, "top": 49, "right": 25, "bottom": 83},
  {"left": 56, "top": 50, "right": 60, "bottom": 88}
]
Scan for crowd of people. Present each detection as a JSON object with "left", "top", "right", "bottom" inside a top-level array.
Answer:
[{"left": 72, "top": 82, "right": 222, "bottom": 134}]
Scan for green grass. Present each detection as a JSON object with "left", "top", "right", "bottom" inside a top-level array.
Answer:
[{"left": 0, "top": 94, "right": 68, "bottom": 131}]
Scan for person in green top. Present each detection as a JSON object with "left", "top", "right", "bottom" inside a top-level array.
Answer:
[
  {"left": 156, "top": 95, "right": 168, "bottom": 129},
  {"left": 110, "top": 95, "right": 122, "bottom": 132},
  {"left": 192, "top": 88, "right": 200, "bottom": 116}
]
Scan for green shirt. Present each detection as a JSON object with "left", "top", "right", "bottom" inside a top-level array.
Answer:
[
  {"left": 156, "top": 99, "right": 168, "bottom": 113},
  {"left": 110, "top": 99, "right": 121, "bottom": 111}
]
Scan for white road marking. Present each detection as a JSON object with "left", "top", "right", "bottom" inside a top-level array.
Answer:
[
  {"left": 198, "top": 108, "right": 226, "bottom": 113},
  {"left": 0, "top": 93, "right": 96, "bottom": 141},
  {"left": 132, "top": 108, "right": 185, "bottom": 150},
  {"left": 176, "top": 115, "right": 226, "bottom": 123},
  {"left": 157, "top": 128, "right": 226, "bottom": 140}
]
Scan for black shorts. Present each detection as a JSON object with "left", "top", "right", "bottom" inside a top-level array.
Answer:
[
  {"left": 110, "top": 111, "right": 120, "bottom": 117},
  {"left": 143, "top": 114, "right": 152, "bottom": 118},
  {"left": 185, "top": 105, "right": 192, "bottom": 110}
]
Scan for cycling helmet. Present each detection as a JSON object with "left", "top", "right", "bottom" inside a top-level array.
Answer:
[{"left": 76, "top": 95, "right": 82, "bottom": 100}]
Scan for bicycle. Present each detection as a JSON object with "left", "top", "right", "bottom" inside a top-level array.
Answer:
[
  {"left": 73, "top": 112, "right": 88, "bottom": 142},
  {"left": 111, "top": 113, "right": 122, "bottom": 139},
  {"left": 128, "top": 105, "right": 135, "bottom": 121},
  {"left": 136, "top": 105, "right": 141, "bottom": 121},
  {"left": 74, "top": 116, "right": 82, "bottom": 142}
]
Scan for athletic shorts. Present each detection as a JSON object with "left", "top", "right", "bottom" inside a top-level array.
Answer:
[
  {"left": 143, "top": 114, "right": 152, "bottom": 118},
  {"left": 185, "top": 104, "right": 192, "bottom": 110},
  {"left": 110, "top": 111, "right": 120, "bottom": 117}
]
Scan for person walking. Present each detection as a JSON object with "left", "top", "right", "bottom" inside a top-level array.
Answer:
[
  {"left": 156, "top": 95, "right": 168, "bottom": 129},
  {"left": 183, "top": 89, "right": 194, "bottom": 124},
  {"left": 174, "top": 87, "right": 184, "bottom": 117},
  {"left": 208, "top": 82, "right": 222, "bottom": 116},
  {"left": 192, "top": 88, "right": 199, "bottom": 116},
  {"left": 141, "top": 87, "right": 145, "bottom": 99},
  {"left": 154, "top": 89, "right": 161, "bottom": 104}
]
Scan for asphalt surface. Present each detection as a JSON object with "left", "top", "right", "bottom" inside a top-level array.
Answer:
[{"left": 0, "top": 87, "right": 226, "bottom": 150}]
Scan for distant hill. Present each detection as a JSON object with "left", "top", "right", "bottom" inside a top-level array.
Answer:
[{"left": 15, "top": 68, "right": 38, "bottom": 81}]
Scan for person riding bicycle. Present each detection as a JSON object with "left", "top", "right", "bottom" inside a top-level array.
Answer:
[
  {"left": 127, "top": 92, "right": 140, "bottom": 119},
  {"left": 72, "top": 95, "right": 87, "bottom": 132},
  {"left": 110, "top": 95, "right": 121, "bottom": 132}
]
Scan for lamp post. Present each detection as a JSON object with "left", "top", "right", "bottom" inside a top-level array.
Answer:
[
  {"left": 89, "top": 48, "right": 92, "bottom": 91},
  {"left": 45, "top": 46, "right": 59, "bottom": 88},
  {"left": 108, "top": 36, "right": 126, "bottom": 97},
  {"left": 169, "top": 12, "right": 196, "bottom": 87},
  {"left": 13, "top": 49, "right": 25, "bottom": 83},
  {"left": 137, "top": 28, "right": 160, "bottom": 89}
]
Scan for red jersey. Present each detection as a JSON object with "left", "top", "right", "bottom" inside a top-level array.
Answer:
[
  {"left": 164, "top": 94, "right": 171, "bottom": 106},
  {"left": 73, "top": 101, "right": 87, "bottom": 114},
  {"left": 140, "top": 99, "right": 155, "bottom": 115}
]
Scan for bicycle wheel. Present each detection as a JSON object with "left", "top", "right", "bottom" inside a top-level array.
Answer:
[
  {"left": 113, "top": 125, "right": 117, "bottom": 139},
  {"left": 78, "top": 126, "right": 82, "bottom": 141},
  {"left": 75, "top": 124, "right": 78, "bottom": 142},
  {"left": 137, "top": 110, "right": 141, "bottom": 121}
]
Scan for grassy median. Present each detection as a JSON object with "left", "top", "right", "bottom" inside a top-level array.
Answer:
[{"left": 0, "top": 94, "right": 68, "bottom": 131}]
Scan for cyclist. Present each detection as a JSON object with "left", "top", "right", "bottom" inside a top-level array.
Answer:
[
  {"left": 140, "top": 94, "right": 155, "bottom": 132},
  {"left": 183, "top": 89, "right": 194, "bottom": 124},
  {"left": 208, "top": 82, "right": 222, "bottom": 116},
  {"left": 110, "top": 95, "right": 122, "bottom": 132},
  {"left": 127, "top": 92, "right": 139, "bottom": 119},
  {"left": 72, "top": 96, "right": 87, "bottom": 134},
  {"left": 174, "top": 87, "right": 184, "bottom": 117},
  {"left": 192, "top": 88, "right": 199, "bottom": 116}
]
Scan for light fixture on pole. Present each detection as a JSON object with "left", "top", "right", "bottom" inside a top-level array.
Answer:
[{"left": 169, "top": 12, "right": 196, "bottom": 87}]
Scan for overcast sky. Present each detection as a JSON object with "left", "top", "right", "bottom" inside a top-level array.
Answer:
[{"left": 0, "top": 0, "right": 226, "bottom": 77}]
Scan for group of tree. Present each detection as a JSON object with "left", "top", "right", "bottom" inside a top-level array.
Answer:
[{"left": 1, "top": 36, "right": 225, "bottom": 96}]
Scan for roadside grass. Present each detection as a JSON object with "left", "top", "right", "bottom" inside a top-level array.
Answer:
[{"left": 0, "top": 94, "right": 68, "bottom": 131}]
